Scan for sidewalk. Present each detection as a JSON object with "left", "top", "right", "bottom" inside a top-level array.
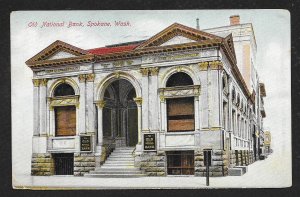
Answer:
[{"left": 12, "top": 153, "right": 291, "bottom": 189}]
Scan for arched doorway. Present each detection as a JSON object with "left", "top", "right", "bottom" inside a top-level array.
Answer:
[{"left": 102, "top": 79, "right": 138, "bottom": 147}]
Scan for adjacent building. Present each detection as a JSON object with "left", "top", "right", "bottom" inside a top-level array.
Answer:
[{"left": 27, "top": 15, "right": 267, "bottom": 177}]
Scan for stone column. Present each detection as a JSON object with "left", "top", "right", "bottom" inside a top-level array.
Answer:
[
  {"left": 96, "top": 100, "right": 106, "bottom": 146},
  {"left": 39, "top": 79, "right": 48, "bottom": 136},
  {"left": 49, "top": 107, "right": 55, "bottom": 136},
  {"left": 160, "top": 96, "right": 167, "bottom": 132},
  {"left": 149, "top": 67, "right": 159, "bottom": 131},
  {"left": 78, "top": 74, "right": 86, "bottom": 134},
  {"left": 32, "top": 79, "right": 40, "bottom": 136},
  {"left": 86, "top": 74, "right": 95, "bottom": 134},
  {"left": 134, "top": 97, "right": 143, "bottom": 144},
  {"left": 140, "top": 68, "right": 149, "bottom": 131},
  {"left": 194, "top": 96, "right": 200, "bottom": 131}
]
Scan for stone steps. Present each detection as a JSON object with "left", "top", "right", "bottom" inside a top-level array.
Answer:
[{"left": 85, "top": 147, "right": 145, "bottom": 178}]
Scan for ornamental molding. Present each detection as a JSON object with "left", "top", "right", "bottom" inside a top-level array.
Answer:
[
  {"left": 48, "top": 95, "right": 79, "bottom": 110},
  {"left": 159, "top": 85, "right": 200, "bottom": 99},
  {"left": 39, "top": 79, "right": 48, "bottom": 86}
]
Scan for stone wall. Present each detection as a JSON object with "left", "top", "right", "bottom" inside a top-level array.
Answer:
[
  {"left": 31, "top": 153, "right": 54, "bottom": 176},
  {"left": 74, "top": 153, "right": 96, "bottom": 176},
  {"left": 195, "top": 149, "right": 229, "bottom": 177},
  {"left": 138, "top": 151, "right": 166, "bottom": 176},
  {"left": 230, "top": 150, "right": 236, "bottom": 166}
]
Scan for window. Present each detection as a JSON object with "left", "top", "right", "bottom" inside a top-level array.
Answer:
[
  {"left": 53, "top": 153, "right": 74, "bottom": 175},
  {"left": 167, "top": 151, "right": 194, "bottom": 175},
  {"left": 55, "top": 106, "right": 76, "bottom": 136},
  {"left": 53, "top": 83, "right": 76, "bottom": 136},
  {"left": 166, "top": 72, "right": 193, "bottom": 87},
  {"left": 167, "top": 97, "right": 195, "bottom": 132},
  {"left": 54, "top": 83, "right": 75, "bottom": 96}
]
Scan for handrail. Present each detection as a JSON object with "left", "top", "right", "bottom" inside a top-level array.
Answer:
[
  {"left": 105, "top": 134, "right": 120, "bottom": 158},
  {"left": 131, "top": 147, "right": 136, "bottom": 156}
]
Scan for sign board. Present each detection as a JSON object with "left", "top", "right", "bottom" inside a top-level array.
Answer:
[
  {"left": 143, "top": 133, "right": 156, "bottom": 151},
  {"left": 80, "top": 136, "right": 91, "bottom": 151}
]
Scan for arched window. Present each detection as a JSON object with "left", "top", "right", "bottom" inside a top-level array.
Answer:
[
  {"left": 166, "top": 72, "right": 195, "bottom": 132},
  {"left": 166, "top": 72, "right": 193, "bottom": 87},
  {"left": 53, "top": 83, "right": 76, "bottom": 136},
  {"left": 54, "top": 83, "right": 75, "bottom": 96}
]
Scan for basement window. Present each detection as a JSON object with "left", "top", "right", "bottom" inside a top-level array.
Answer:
[{"left": 167, "top": 151, "right": 194, "bottom": 175}]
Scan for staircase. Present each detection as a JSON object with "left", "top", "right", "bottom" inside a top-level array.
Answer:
[{"left": 85, "top": 147, "right": 145, "bottom": 178}]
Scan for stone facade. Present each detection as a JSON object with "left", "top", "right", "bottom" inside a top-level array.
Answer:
[
  {"left": 74, "top": 153, "right": 96, "bottom": 176},
  {"left": 195, "top": 149, "right": 229, "bottom": 177},
  {"left": 138, "top": 151, "right": 166, "bottom": 176},
  {"left": 27, "top": 17, "right": 267, "bottom": 177},
  {"left": 31, "top": 153, "right": 54, "bottom": 176}
]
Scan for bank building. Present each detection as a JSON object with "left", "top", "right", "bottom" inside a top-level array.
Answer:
[{"left": 26, "top": 15, "right": 267, "bottom": 177}]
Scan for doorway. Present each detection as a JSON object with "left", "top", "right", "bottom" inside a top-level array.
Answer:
[{"left": 102, "top": 79, "right": 138, "bottom": 147}]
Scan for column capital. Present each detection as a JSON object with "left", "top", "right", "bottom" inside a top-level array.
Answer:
[
  {"left": 159, "top": 95, "right": 165, "bottom": 102},
  {"left": 95, "top": 100, "right": 106, "bottom": 109},
  {"left": 140, "top": 68, "right": 149, "bottom": 77},
  {"left": 86, "top": 73, "right": 95, "bottom": 82},
  {"left": 134, "top": 97, "right": 143, "bottom": 106},
  {"left": 40, "top": 79, "right": 48, "bottom": 86},
  {"left": 32, "top": 79, "right": 40, "bottom": 87},
  {"left": 150, "top": 67, "right": 159, "bottom": 76},
  {"left": 78, "top": 74, "right": 86, "bottom": 83}
]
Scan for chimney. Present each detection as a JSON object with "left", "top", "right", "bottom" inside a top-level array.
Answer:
[
  {"left": 196, "top": 18, "right": 200, "bottom": 30},
  {"left": 230, "top": 15, "right": 240, "bottom": 25}
]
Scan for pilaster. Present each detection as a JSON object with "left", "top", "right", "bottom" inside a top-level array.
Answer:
[{"left": 39, "top": 79, "right": 48, "bottom": 136}]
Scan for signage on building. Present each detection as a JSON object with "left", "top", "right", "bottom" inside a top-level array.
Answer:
[
  {"left": 80, "top": 136, "right": 91, "bottom": 151},
  {"left": 144, "top": 134, "right": 156, "bottom": 151}
]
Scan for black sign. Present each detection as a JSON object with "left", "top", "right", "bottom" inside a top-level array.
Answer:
[
  {"left": 80, "top": 136, "right": 91, "bottom": 151},
  {"left": 144, "top": 134, "right": 156, "bottom": 151}
]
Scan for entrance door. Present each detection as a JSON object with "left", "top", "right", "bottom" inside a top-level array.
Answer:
[{"left": 102, "top": 79, "right": 138, "bottom": 148}]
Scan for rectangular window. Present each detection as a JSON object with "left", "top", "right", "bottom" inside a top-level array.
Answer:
[
  {"left": 53, "top": 153, "right": 74, "bottom": 175},
  {"left": 167, "top": 97, "right": 194, "bottom": 132},
  {"left": 55, "top": 106, "right": 76, "bottom": 136},
  {"left": 167, "top": 151, "right": 194, "bottom": 175}
]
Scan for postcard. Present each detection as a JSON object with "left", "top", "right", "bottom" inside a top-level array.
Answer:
[{"left": 11, "top": 10, "right": 291, "bottom": 189}]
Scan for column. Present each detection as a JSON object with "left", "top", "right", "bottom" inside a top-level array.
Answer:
[
  {"left": 39, "top": 79, "right": 48, "bottom": 136},
  {"left": 86, "top": 74, "right": 95, "bottom": 134},
  {"left": 160, "top": 96, "right": 167, "bottom": 132},
  {"left": 32, "top": 79, "right": 40, "bottom": 136},
  {"left": 140, "top": 68, "right": 149, "bottom": 131},
  {"left": 194, "top": 96, "right": 200, "bottom": 131},
  {"left": 78, "top": 74, "right": 86, "bottom": 134},
  {"left": 49, "top": 108, "right": 55, "bottom": 136},
  {"left": 134, "top": 97, "right": 142, "bottom": 144},
  {"left": 149, "top": 67, "right": 159, "bottom": 131},
  {"left": 96, "top": 100, "right": 105, "bottom": 146}
]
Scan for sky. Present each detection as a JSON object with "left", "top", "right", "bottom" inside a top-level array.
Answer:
[{"left": 11, "top": 10, "right": 291, "bottom": 186}]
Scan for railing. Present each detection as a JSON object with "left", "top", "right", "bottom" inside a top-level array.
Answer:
[
  {"left": 131, "top": 147, "right": 136, "bottom": 156},
  {"left": 104, "top": 134, "right": 120, "bottom": 160}
]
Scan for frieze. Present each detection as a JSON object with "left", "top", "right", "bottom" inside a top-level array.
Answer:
[
  {"left": 159, "top": 85, "right": 200, "bottom": 99},
  {"left": 142, "top": 51, "right": 200, "bottom": 64},
  {"left": 45, "top": 66, "right": 80, "bottom": 74}
]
